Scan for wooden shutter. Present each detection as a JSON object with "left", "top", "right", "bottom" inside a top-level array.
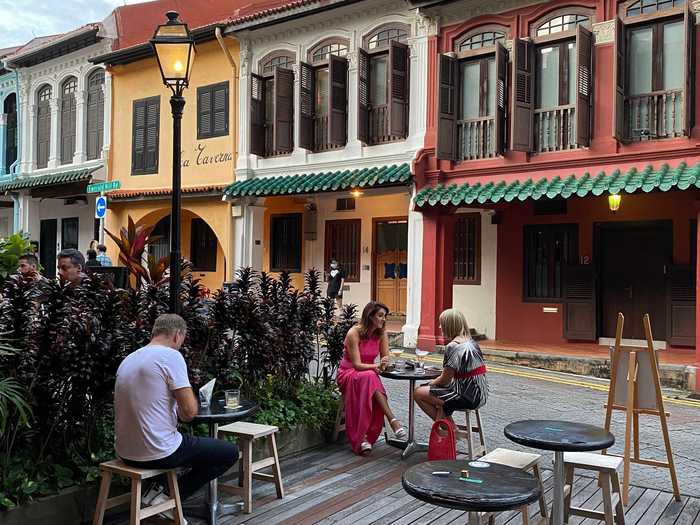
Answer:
[
  {"left": 436, "top": 53, "right": 458, "bottom": 160},
  {"left": 131, "top": 100, "right": 146, "bottom": 172},
  {"left": 575, "top": 25, "right": 593, "bottom": 147},
  {"left": 87, "top": 85, "right": 104, "bottom": 160},
  {"left": 666, "top": 265, "right": 696, "bottom": 346},
  {"left": 198, "top": 87, "right": 212, "bottom": 137},
  {"left": 325, "top": 219, "right": 361, "bottom": 282},
  {"left": 36, "top": 101, "right": 51, "bottom": 169},
  {"left": 299, "top": 61, "right": 315, "bottom": 150},
  {"left": 511, "top": 39, "right": 534, "bottom": 152},
  {"left": 563, "top": 264, "right": 597, "bottom": 341},
  {"left": 388, "top": 40, "right": 409, "bottom": 138},
  {"left": 684, "top": 4, "right": 695, "bottom": 135},
  {"left": 145, "top": 98, "right": 160, "bottom": 171},
  {"left": 494, "top": 42, "right": 508, "bottom": 155},
  {"left": 250, "top": 73, "right": 266, "bottom": 156},
  {"left": 60, "top": 95, "right": 76, "bottom": 164},
  {"left": 212, "top": 82, "right": 228, "bottom": 135},
  {"left": 273, "top": 67, "right": 294, "bottom": 154},
  {"left": 357, "top": 48, "right": 370, "bottom": 144},
  {"left": 328, "top": 54, "right": 348, "bottom": 146},
  {"left": 613, "top": 18, "right": 626, "bottom": 142}
]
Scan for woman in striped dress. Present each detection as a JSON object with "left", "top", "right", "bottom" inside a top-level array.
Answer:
[{"left": 414, "top": 309, "right": 488, "bottom": 420}]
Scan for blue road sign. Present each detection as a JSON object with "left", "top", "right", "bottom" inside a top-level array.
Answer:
[{"left": 95, "top": 196, "right": 107, "bottom": 219}]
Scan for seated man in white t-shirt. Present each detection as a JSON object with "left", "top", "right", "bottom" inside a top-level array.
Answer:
[{"left": 115, "top": 313, "right": 239, "bottom": 510}]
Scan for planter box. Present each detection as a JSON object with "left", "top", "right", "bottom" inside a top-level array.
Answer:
[{"left": 251, "top": 425, "right": 328, "bottom": 462}]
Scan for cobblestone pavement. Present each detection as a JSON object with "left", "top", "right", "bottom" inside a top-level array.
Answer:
[{"left": 381, "top": 362, "right": 700, "bottom": 497}]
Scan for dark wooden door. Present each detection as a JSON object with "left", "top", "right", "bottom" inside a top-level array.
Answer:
[
  {"left": 40, "top": 219, "right": 57, "bottom": 279},
  {"left": 61, "top": 217, "right": 79, "bottom": 250},
  {"left": 599, "top": 222, "right": 671, "bottom": 340}
]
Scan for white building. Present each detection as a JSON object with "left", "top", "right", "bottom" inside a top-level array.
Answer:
[
  {"left": 2, "top": 25, "right": 111, "bottom": 277},
  {"left": 223, "top": 0, "right": 435, "bottom": 345}
]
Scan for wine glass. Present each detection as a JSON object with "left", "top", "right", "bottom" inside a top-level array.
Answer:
[{"left": 415, "top": 349, "right": 429, "bottom": 374}]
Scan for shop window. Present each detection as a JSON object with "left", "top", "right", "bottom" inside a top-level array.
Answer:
[
  {"left": 190, "top": 218, "right": 217, "bottom": 272},
  {"left": 197, "top": 81, "right": 229, "bottom": 139},
  {"left": 454, "top": 213, "right": 481, "bottom": 284},
  {"left": 270, "top": 214, "right": 302, "bottom": 272},
  {"left": 325, "top": 219, "right": 361, "bottom": 282},
  {"left": 523, "top": 223, "right": 578, "bottom": 300}
]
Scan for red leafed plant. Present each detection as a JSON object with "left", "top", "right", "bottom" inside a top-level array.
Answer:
[{"left": 104, "top": 215, "right": 169, "bottom": 286}]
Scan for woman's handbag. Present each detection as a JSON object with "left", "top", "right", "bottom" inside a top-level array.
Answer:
[{"left": 427, "top": 418, "right": 457, "bottom": 460}]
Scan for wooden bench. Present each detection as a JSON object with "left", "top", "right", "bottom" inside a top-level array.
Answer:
[
  {"left": 218, "top": 421, "right": 284, "bottom": 514},
  {"left": 92, "top": 459, "right": 184, "bottom": 525}
]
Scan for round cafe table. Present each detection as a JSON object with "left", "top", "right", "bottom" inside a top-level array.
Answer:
[
  {"left": 186, "top": 399, "right": 258, "bottom": 525},
  {"left": 504, "top": 419, "right": 615, "bottom": 525},
  {"left": 380, "top": 366, "right": 441, "bottom": 459},
  {"left": 403, "top": 459, "right": 542, "bottom": 525}
]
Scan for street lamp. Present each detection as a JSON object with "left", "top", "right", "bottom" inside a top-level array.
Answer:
[{"left": 151, "top": 11, "right": 195, "bottom": 314}]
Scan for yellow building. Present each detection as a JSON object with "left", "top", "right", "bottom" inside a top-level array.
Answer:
[{"left": 93, "top": 20, "right": 239, "bottom": 290}]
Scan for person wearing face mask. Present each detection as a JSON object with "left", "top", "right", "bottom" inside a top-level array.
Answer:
[{"left": 327, "top": 258, "right": 345, "bottom": 310}]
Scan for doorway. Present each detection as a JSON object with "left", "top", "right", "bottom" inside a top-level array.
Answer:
[
  {"left": 373, "top": 218, "right": 408, "bottom": 315},
  {"left": 596, "top": 221, "right": 672, "bottom": 340},
  {"left": 40, "top": 219, "right": 57, "bottom": 278},
  {"left": 61, "top": 217, "right": 79, "bottom": 250}
]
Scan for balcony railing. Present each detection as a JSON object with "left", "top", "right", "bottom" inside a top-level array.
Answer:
[
  {"left": 457, "top": 117, "right": 496, "bottom": 160},
  {"left": 534, "top": 105, "right": 576, "bottom": 153},
  {"left": 626, "top": 89, "right": 684, "bottom": 140},
  {"left": 313, "top": 115, "right": 340, "bottom": 152}
]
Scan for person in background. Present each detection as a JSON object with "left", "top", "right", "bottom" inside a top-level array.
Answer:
[
  {"left": 336, "top": 301, "right": 406, "bottom": 455},
  {"left": 56, "top": 249, "right": 86, "bottom": 286},
  {"left": 96, "top": 244, "right": 112, "bottom": 266},
  {"left": 88, "top": 239, "right": 99, "bottom": 252},
  {"left": 115, "top": 314, "right": 238, "bottom": 518},
  {"left": 17, "top": 254, "right": 41, "bottom": 281},
  {"left": 85, "top": 249, "right": 102, "bottom": 269},
  {"left": 414, "top": 309, "right": 489, "bottom": 421},
  {"left": 327, "top": 259, "right": 345, "bottom": 311}
]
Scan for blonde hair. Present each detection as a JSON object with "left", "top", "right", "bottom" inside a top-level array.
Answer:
[
  {"left": 438, "top": 309, "right": 470, "bottom": 341},
  {"left": 152, "top": 314, "right": 187, "bottom": 338}
]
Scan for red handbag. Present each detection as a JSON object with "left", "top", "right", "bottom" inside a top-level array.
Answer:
[{"left": 427, "top": 418, "right": 457, "bottom": 460}]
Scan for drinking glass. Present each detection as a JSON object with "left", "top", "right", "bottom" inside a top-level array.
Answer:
[
  {"left": 390, "top": 348, "right": 403, "bottom": 367},
  {"left": 225, "top": 389, "right": 240, "bottom": 409},
  {"left": 415, "top": 349, "right": 429, "bottom": 375},
  {"left": 198, "top": 390, "right": 210, "bottom": 408}
]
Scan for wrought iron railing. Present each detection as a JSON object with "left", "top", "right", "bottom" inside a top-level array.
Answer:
[{"left": 534, "top": 104, "right": 576, "bottom": 152}]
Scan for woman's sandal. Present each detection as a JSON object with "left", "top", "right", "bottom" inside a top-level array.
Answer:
[
  {"left": 360, "top": 441, "right": 372, "bottom": 455},
  {"left": 389, "top": 418, "right": 407, "bottom": 440}
]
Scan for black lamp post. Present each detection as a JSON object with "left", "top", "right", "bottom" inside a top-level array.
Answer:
[{"left": 151, "top": 11, "right": 195, "bottom": 314}]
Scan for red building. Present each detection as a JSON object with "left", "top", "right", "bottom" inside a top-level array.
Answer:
[{"left": 413, "top": 0, "right": 700, "bottom": 388}]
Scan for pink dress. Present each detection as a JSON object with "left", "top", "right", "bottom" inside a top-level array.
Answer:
[{"left": 336, "top": 336, "right": 386, "bottom": 455}]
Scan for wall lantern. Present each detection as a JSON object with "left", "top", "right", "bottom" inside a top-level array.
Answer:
[
  {"left": 151, "top": 11, "right": 196, "bottom": 93},
  {"left": 351, "top": 188, "right": 364, "bottom": 198},
  {"left": 608, "top": 194, "right": 621, "bottom": 213}
]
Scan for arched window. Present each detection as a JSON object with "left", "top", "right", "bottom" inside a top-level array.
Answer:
[
  {"left": 36, "top": 85, "right": 52, "bottom": 169},
  {"left": 308, "top": 38, "right": 349, "bottom": 64},
  {"left": 536, "top": 14, "right": 590, "bottom": 36},
  {"left": 259, "top": 50, "right": 295, "bottom": 77},
  {"left": 60, "top": 77, "right": 77, "bottom": 165},
  {"left": 86, "top": 69, "right": 105, "bottom": 160},
  {"left": 363, "top": 23, "right": 410, "bottom": 50},
  {"left": 626, "top": 0, "right": 684, "bottom": 17},
  {"left": 3, "top": 93, "right": 17, "bottom": 173},
  {"left": 454, "top": 27, "right": 507, "bottom": 52}
]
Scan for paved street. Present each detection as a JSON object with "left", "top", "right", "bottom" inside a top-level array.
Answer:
[{"left": 382, "top": 360, "right": 700, "bottom": 497}]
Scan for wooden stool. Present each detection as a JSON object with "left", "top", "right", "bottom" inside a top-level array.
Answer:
[
  {"left": 563, "top": 452, "right": 626, "bottom": 525},
  {"left": 453, "top": 408, "right": 487, "bottom": 459},
  {"left": 480, "top": 448, "right": 548, "bottom": 525},
  {"left": 332, "top": 397, "right": 346, "bottom": 442},
  {"left": 92, "top": 459, "right": 184, "bottom": 525},
  {"left": 218, "top": 421, "right": 284, "bottom": 514}
]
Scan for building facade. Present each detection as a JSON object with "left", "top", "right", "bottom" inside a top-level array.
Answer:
[
  {"left": 0, "top": 47, "right": 20, "bottom": 238},
  {"left": 224, "top": 0, "right": 433, "bottom": 343},
  {"left": 412, "top": 0, "right": 700, "bottom": 377}
]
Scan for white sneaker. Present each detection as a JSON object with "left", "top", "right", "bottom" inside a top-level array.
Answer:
[
  {"left": 360, "top": 441, "right": 372, "bottom": 454},
  {"left": 149, "top": 492, "right": 187, "bottom": 524}
]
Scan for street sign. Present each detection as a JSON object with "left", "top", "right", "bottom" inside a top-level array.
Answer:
[
  {"left": 95, "top": 196, "right": 108, "bottom": 219},
  {"left": 87, "top": 180, "right": 121, "bottom": 194}
]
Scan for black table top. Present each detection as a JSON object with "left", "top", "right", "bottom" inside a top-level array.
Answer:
[
  {"left": 190, "top": 399, "right": 258, "bottom": 425},
  {"left": 402, "top": 460, "right": 542, "bottom": 512},
  {"left": 504, "top": 420, "right": 615, "bottom": 452},
  {"left": 381, "top": 366, "right": 441, "bottom": 381}
]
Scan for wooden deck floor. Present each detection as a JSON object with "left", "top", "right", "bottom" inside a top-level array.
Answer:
[{"left": 199, "top": 441, "right": 700, "bottom": 525}]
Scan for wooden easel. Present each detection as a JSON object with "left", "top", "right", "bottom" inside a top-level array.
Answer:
[{"left": 603, "top": 313, "right": 681, "bottom": 504}]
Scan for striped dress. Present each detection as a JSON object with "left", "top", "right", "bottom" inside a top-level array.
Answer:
[{"left": 430, "top": 339, "right": 488, "bottom": 414}]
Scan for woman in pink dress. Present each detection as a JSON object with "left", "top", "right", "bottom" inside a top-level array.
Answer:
[{"left": 337, "top": 302, "right": 407, "bottom": 455}]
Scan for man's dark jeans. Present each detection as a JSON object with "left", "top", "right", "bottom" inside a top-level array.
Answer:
[{"left": 122, "top": 434, "right": 239, "bottom": 501}]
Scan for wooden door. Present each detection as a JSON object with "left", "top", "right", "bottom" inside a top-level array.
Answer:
[
  {"left": 40, "top": 219, "right": 57, "bottom": 279},
  {"left": 373, "top": 219, "right": 408, "bottom": 314},
  {"left": 599, "top": 221, "right": 671, "bottom": 340},
  {"left": 61, "top": 217, "right": 79, "bottom": 250}
]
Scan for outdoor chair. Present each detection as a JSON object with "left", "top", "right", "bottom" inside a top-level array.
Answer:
[
  {"left": 218, "top": 421, "right": 284, "bottom": 513},
  {"left": 332, "top": 396, "right": 346, "bottom": 442},
  {"left": 452, "top": 408, "right": 487, "bottom": 459},
  {"left": 92, "top": 459, "right": 185, "bottom": 525}
]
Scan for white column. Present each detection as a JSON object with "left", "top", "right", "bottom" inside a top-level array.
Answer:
[
  {"left": 47, "top": 97, "right": 60, "bottom": 168},
  {"left": 232, "top": 201, "right": 265, "bottom": 273},
  {"left": 18, "top": 194, "right": 40, "bottom": 239},
  {"left": 406, "top": 13, "right": 438, "bottom": 151},
  {"left": 102, "top": 71, "right": 112, "bottom": 160},
  {"left": 402, "top": 208, "right": 424, "bottom": 348},
  {"left": 344, "top": 48, "right": 363, "bottom": 157},
  {"left": 73, "top": 89, "right": 87, "bottom": 164},
  {"left": 236, "top": 40, "right": 253, "bottom": 178},
  {"left": 21, "top": 100, "right": 34, "bottom": 174}
]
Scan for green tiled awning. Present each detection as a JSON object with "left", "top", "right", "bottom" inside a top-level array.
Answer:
[
  {"left": 414, "top": 162, "right": 700, "bottom": 207},
  {"left": 0, "top": 167, "right": 100, "bottom": 192},
  {"left": 224, "top": 163, "right": 411, "bottom": 198}
]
